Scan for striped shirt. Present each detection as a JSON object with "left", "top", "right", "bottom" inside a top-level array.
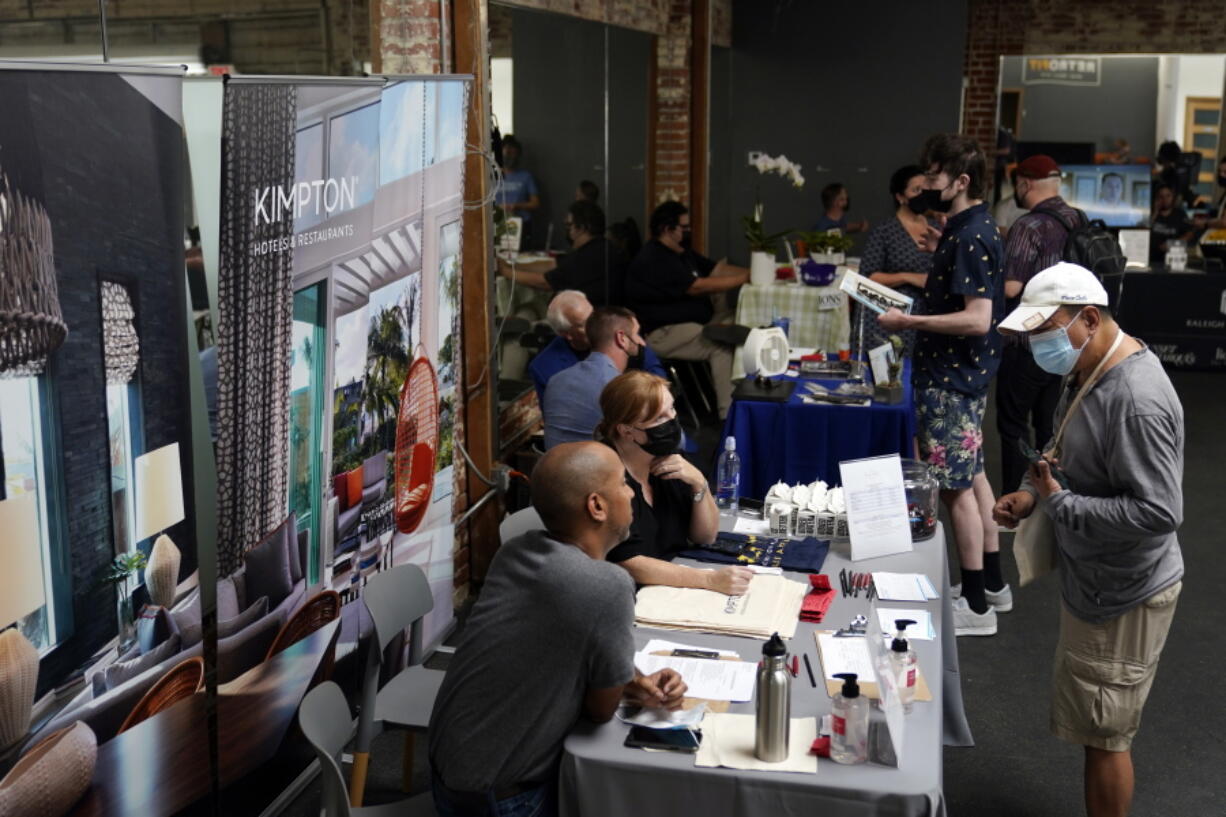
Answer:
[{"left": 1003, "top": 196, "right": 1086, "bottom": 309}]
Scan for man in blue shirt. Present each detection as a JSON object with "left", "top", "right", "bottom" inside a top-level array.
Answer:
[
  {"left": 879, "top": 133, "right": 1006, "bottom": 638},
  {"left": 543, "top": 306, "right": 647, "bottom": 449},
  {"left": 529, "top": 290, "right": 667, "bottom": 405},
  {"left": 496, "top": 135, "right": 540, "bottom": 245}
]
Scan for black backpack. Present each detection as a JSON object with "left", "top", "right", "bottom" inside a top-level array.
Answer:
[{"left": 1034, "top": 208, "right": 1127, "bottom": 279}]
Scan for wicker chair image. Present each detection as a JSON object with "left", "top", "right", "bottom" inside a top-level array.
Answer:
[
  {"left": 265, "top": 590, "right": 343, "bottom": 685},
  {"left": 117, "top": 655, "right": 205, "bottom": 734},
  {"left": 394, "top": 355, "right": 438, "bottom": 535}
]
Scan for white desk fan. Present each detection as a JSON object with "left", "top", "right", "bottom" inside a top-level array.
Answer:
[{"left": 742, "top": 326, "right": 790, "bottom": 377}]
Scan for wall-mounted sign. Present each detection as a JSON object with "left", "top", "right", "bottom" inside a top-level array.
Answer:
[{"left": 1022, "top": 56, "right": 1101, "bottom": 86}]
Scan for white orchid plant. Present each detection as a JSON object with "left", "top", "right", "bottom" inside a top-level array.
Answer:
[{"left": 745, "top": 152, "right": 805, "bottom": 254}]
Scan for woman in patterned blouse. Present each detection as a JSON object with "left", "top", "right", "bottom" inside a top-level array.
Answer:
[{"left": 857, "top": 165, "right": 934, "bottom": 357}]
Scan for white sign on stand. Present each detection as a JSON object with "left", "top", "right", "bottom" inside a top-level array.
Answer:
[{"left": 839, "top": 454, "right": 913, "bottom": 561}]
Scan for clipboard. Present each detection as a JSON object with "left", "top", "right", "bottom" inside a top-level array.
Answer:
[
  {"left": 649, "top": 650, "right": 735, "bottom": 712},
  {"left": 812, "top": 631, "right": 932, "bottom": 702}
]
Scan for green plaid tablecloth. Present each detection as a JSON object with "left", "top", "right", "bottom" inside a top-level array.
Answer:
[{"left": 735, "top": 277, "right": 850, "bottom": 371}]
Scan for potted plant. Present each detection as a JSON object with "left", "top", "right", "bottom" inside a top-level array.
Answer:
[
  {"left": 745, "top": 153, "right": 804, "bottom": 286},
  {"left": 802, "top": 230, "right": 854, "bottom": 265},
  {"left": 873, "top": 334, "right": 907, "bottom": 404},
  {"left": 100, "top": 551, "right": 148, "bottom": 652}
]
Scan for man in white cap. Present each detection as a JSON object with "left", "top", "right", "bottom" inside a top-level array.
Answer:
[{"left": 993, "top": 261, "right": 1183, "bottom": 817}]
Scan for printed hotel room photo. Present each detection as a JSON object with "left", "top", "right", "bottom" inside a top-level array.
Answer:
[{"left": 0, "top": 3, "right": 1223, "bottom": 817}]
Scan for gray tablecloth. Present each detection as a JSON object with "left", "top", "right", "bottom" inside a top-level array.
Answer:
[{"left": 560, "top": 522, "right": 972, "bottom": 817}]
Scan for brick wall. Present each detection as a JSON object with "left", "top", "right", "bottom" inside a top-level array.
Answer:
[
  {"left": 0, "top": 0, "right": 369, "bottom": 76},
  {"left": 963, "top": 0, "right": 1226, "bottom": 173},
  {"left": 654, "top": 0, "right": 692, "bottom": 206}
]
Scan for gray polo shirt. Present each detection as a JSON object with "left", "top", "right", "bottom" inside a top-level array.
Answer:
[
  {"left": 1026, "top": 347, "right": 1184, "bottom": 623},
  {"left": 428, "top": 530, "right": 636, "bottom": 791}
]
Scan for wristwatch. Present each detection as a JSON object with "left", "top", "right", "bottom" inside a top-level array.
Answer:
[{"left": 692, "top": 487, "right": 707, "bottom": 503}]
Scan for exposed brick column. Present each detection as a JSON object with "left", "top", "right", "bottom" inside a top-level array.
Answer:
[
  {"left": 374, "top": 0, "right": 442, "bottom": 75},
  {"left": 961, "top": 0, "right": 1027, "bottom": 164},
  {"left": 650, "top": 0, "right": 693, "bottom": 208}
]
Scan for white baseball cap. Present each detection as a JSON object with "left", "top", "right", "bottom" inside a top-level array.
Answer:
[{"left": 998, "top": 262, "right": 1110, "bottom": 334}]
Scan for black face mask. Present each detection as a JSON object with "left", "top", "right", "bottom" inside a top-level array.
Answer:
[
  {"left": 905, "top": 193, "right": 928, "bottom": 215},
  {"left": 680, "top": 229, "right": 693, "bottom": 250},
  {"left": 636, "top": 418, "right": 682, "bottom": 456},
  {"left": 918, "top": 187, "right": 953, "bottom": 214},
  {"left": 1012, "top": 183, "right": 1027, "bottom": 210},
  {"left": 627, "top": 351, "right": 646, "bottom": 371},
  {"left": 1218, "top": 174, "right": 1226, "bottom": 188}
]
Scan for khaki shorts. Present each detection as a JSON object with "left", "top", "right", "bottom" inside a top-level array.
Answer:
[{"left": 1050, "top": 582, "right": 1181, "bottom": 751}]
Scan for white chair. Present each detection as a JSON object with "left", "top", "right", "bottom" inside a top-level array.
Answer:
[
  {"left": 351, "top": 564, "right": 445, "bottom": 805},
  {"left": 299, "top": 681, "right": 435, "bottom": 816},
  {"left": 498, "top": 506, "right": 543, "bottom": 544}
]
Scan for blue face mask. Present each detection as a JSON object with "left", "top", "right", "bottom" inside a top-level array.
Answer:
[{"left": 1029, "top": 310, "right": 1089, "bottom": 375}]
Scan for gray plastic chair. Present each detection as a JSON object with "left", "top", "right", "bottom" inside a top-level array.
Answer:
[
  {"left": 498, "top": 506, "right": 543, "bottom": 544},
  {"left": 351, "top": 563, "right": 445, "bottom": 804},
  {"left": 298, "top": 681, "right": 435, "bottom": 816}
]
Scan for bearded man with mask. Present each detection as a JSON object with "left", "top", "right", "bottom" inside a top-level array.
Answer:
[
  {"left": 626, "top": 201, "right": 749, "bottom": 419},
  {"left": 994, "top": 262, "right": 1183, "bottom": 817},
  {"left": 598, "top": 370, "right": 751, "bottom": 596},
  {"left": 543, "top": 307, "right": 650, "bottom": 450},
  {"left": 879, "top": 133, "right": 1007, "bottom": 637},
  {"left": 996, "top": 155, "right": 1088, "bottom": 506}
]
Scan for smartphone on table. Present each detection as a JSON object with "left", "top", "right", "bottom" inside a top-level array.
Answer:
[{"left": 624, "top": 726, "right": 702, "bottom": 753}]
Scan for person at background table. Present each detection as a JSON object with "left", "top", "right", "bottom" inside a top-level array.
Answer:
[
  {"left": 1149, "top": 183, "right": 1195, "bottom": 265},
  {"left": 497, "top": 200, "right": 627, "bottom": 307},
  {"left": 877, "top": 133, "right": 1005, "bottom": 638},
  {"left": 856, "top": 165, "right": 933, "bottom": 357},
  {"left": 997, "top": 154, "right": 1086, "bottom": 518},
  {"left": 993, "top": 168, "right": 1027, "bottom": 241},
  {"left": 993, "top": 263, "right": 1183, "bottom": 817},
  {"left": 496, "top": 134, "right": 541, "bottom": 246},
  {"left": 1193, "top": 155, "right": 1226, "bottom": 231},
  {"left": 575, "top": 178, "right": 599, "bottom": 203},
  {"left": 812, "top": 182, "right": 869, "bottom": 234},
  {"left": 597, "top": 370, "right": 751, "bottom": 596},
  {"left": 625, "top": 201, "right": 748, "bottom": 420},
  {"left": 528, "top": 290, "right": 667, "bottom": 405},
  {"left": 543, "top": 307, "right": 648, "bottom": 450},
  {"left": 429, "top": 441, "right": 687, "bottom": 817}
]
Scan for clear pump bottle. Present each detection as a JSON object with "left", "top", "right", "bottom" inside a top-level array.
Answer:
[
  {"left": 888, "top": 618, "right": 918, "bottom": 714},
  {"left": 830, "top": 672, "right": 868, "bottom": 765}
]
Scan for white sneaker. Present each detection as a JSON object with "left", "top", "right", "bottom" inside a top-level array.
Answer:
[
  {"left": 952, "top": 596, "right": 998, "bottom": 637},
  {"left": 951, "top": 582, "right": 1013, "bottom": 613}
]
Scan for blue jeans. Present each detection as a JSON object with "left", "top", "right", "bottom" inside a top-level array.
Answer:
[{"left": 431, "top": 774, "right": 557, "bottom": 817}]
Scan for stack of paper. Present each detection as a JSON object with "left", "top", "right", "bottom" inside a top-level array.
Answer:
[
  {"left": 635, "top": 574, "right": 808, "bottom": 640},
  {"left": 633, "top": 652, "right": 758, "bottom": 702},
  {"left": 694, "top": 713, "right": 818, "bottom": 773},
  {"left": 872, "top": 572, "right": 939, "bottom": 601}
]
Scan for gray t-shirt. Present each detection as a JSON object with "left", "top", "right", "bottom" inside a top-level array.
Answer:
[
  {"left": 1026, "top": 347, "right": 1184, "bottom": 623},
  {"left": 428, "top": 530, "right": 636, "bottom": 791}
]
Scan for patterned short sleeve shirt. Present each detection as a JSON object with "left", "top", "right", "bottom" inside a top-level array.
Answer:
[{"left": 913, "top": 202, "right": 1006, "bottom": 398}]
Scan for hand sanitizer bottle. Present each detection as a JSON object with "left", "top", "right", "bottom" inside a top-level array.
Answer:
[
  {"left": 830, "top": 673, "right": 868, "bottom": 764},
  {"left": 888, "top": 619, "right": 918, "bottom": 714}
]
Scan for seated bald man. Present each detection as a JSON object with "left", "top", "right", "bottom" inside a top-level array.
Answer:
[{"left": 428, "top": 442, "right": 687, "bottom": 817}]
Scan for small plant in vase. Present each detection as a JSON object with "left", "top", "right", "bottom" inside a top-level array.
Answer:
[
  {"left": 100, "top": 551, "right": 148, "bottom": 652},
  {"left": 745, "top": 153, "right": 804, "bottom": 286},
  {"left": 801, "top": 230, "right": 855, "bottom": 265}
]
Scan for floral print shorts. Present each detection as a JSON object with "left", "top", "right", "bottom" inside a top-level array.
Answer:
[{"left": 914, "top": 387, "right": 986, "bottom": 490}]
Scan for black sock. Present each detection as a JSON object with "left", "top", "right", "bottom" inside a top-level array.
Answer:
[
  {"left": 960, "top": 569, "right": 988, "bottom": 614},
  {"left": 984, "top": 551, "right": 1005, "bottom": 593}
]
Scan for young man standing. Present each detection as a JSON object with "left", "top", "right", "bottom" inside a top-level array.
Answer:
[
  {"left": 994, "top": 263, "right": 1183, "bottom": 817},
  {"left": 879, "top": 133, "right": 1007, "bottom": 636}
]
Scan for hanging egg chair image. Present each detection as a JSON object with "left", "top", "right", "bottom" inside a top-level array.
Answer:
[{"left": 394, "top": 353, "right": 439, "bottom": 534}]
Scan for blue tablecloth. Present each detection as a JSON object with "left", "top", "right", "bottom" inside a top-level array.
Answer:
[{"left": 723, "top": 362, "right": 916, "bottom": 498}]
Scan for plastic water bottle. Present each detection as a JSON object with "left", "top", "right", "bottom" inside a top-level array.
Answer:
[{"left": 716, "top": 437, "right": 740, "bottom": 511}]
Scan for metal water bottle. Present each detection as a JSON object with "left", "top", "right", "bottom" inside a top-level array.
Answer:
[{"left": 754, "top": 632, "right": 791, "bottom": 761}]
